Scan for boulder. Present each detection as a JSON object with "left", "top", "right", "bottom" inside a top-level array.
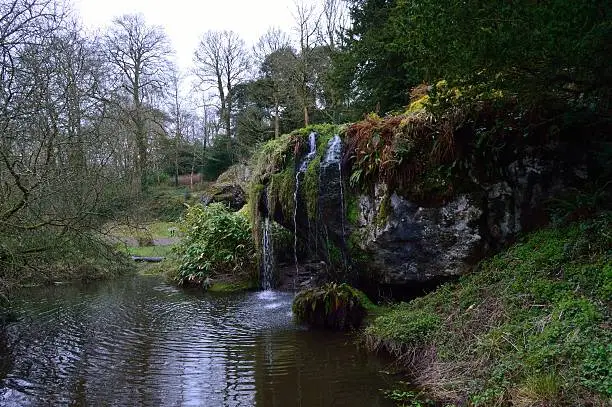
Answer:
[
  {"left": 201, "top": 164, "right": 250, "bottom": 210},
  {"left": 352, "top": 185, "right": 482, "bottom": 283}
]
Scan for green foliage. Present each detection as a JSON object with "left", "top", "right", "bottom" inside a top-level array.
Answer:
[
  {"left": 200, "top": 134, "right": 235, "bottom": 181},
  {"left": 142, "top": 186, "right": 198, "bottom": 221},
  {"left": 382, "top": 388, "right": 434, "bottom": 407},
  {"left": 175, "top": 203, "right": 256, "bottom": 286},
  {"left": 341, "top": 0, "right": 612, "bottom": 113},
  {"left": 365, "top": 213, "right": 612, "bottom": 404},
  {"left": 581, "top": 343, "right": 612, "bottom": 397},
  {"left": 336, "top": 0, "right": 417, "bottom": 116},
  {"left": 292, "top": 282, "right": 367, "bottom": 330}
]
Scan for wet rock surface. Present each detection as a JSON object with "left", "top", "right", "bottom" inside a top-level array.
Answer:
[
  {"left": 353, "top": 190, "right": 482, "bottom": 283},
  {"left": 349, "top": 151, "right": 590, "bottom": 284}
]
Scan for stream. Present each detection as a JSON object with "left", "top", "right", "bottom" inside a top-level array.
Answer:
[{"left": 0, "top": 274, "right": 394, "bottom": 406}]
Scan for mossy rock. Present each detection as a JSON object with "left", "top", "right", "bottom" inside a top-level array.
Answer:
[{"left": 292, "top": 283, "right": 367, "bottom": 330}]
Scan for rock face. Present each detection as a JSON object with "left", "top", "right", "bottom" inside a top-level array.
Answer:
[
  {"left": 318, "top": 135, "right": 347, "bottom": 250},
  {"left": 255, "top": 128, "right": 596, "bottom": 289},
  {"left": 348, "top": 150, "right": 588, "bottom": 285},
  {"left": 352, "top": 186, "right": 482, "bottom": 283}
]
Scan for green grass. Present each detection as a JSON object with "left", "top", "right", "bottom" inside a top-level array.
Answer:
[
  {"left": 109, "top": 221, "right": 179, "bottom": 240},
  {"left": 366, "top": 213, "right": 611, "bottom": 406},
  {"left": 109, "top": 220, "right": 179, "bottom": 263},
  {"left": 123, "top": 245, "right": 174, "bottom": 257}
]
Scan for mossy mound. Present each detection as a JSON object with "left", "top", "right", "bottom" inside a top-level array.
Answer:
[
  {"left": 365, "top": 212, "right": 612, "bottom": 405},
  {"left": 292, "top": 283, "right": 367, "bottom": 330}
]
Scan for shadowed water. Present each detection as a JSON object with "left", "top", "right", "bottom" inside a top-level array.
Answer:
[{"left": 0, "top": 274, "right": 394, "bottom": 406}]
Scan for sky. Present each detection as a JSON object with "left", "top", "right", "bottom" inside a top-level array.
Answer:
[{"left": 72, "top": 0, "right": 296, "bottom": 73}]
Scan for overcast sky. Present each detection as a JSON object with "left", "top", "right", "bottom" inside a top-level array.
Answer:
[{"left": 72, "top": 0, "right": 296, "bottom": 73}]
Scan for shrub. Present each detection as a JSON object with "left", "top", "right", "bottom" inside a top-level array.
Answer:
[
  {"left": 292, "top": 283, "right": 367, "bottom": 330},
  {"left": 175, "top": 203, "right": 256, "bottom": 286}
]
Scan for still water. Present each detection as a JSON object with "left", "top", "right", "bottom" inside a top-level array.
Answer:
[{"left": 0, "top": 274, "right": 394, "bottom": 406}]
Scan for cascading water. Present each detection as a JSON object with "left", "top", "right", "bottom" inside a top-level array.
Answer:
[
  {"left": 324, "top": 135, "right": 346, "bottom": 240},
  {"left": 293, "top": 132, "right": 317, "bottom": 276},
  {"left": 261, "top": 217, "right": 274, "bottom": 290}
]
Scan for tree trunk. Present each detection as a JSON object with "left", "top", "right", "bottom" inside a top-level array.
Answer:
[{"left": 274, "top": 94, "right": 280, "bottom": 138}]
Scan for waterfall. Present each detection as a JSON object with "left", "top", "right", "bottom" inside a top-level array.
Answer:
[
  {"left": 261, "top": 217, "right": 274, "bottom": 290},
  {"left": 324, "top": 135, "right": 346, "bottom": 240},
  {"left": 293, "top": 132, "right": 317, "bottom": 276},
  {"left": 324, "top": 134, "right": 342, "bottom": 162},
  {"left": 319, "top": 134, "right": 346, "bottom": 266},
  {"left": 323, "top": 135, "right": 345, "bottom": 236}
]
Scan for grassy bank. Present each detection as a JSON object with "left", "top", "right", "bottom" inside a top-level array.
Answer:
[{"left": 366, "top": 213, "right": 611, "bottom": 406}]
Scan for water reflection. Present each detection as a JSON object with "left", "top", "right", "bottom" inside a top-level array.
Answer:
[{"left": 0, "top": 275, "right": 393, "bottom": 406}]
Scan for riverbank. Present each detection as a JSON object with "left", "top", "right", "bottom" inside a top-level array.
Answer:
[{"left": 364, "top": 213, "right": 611, "bottom": 406}]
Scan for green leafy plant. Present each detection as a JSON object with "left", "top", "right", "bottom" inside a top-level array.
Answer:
[
  {"left": 382, "top": 388, "right": 434, "bottom": 407},
  {"left": 175, "top": 203, "right": 256, "bottom": 286},
  {"left": 292, "top": 283, "right": 367, "bottom": 330}
]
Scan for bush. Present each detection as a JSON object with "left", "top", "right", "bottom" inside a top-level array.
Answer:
[
  {"left": 292, "top": 283, "right": 367, "bottom": 330},
  {"left": 175, "top": 203, "right": 256, "bottom": 286}
]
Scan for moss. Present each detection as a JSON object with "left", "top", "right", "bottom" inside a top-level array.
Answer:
[
  {"left": 346, "top": 196, "right": 360, "bottom": 226},
  {"left": 347, "top": 231, "right": 372, "bottom": 266},
  {"left": 364, "top": 213, "right": 612, "bottom": 405},
  {"left": 326, "top": 238, "right": 342, "bottom": 267},
  {"left": 250, "top": 133, "right": 294, "bottom": 182},
  {"left": 376, "top": 193, "right": 391, "bottom": 227},
  {"left": 267, "top": 163, "right": 295, "bottom": 220},
  {"left": 352, "top": 288, "right": 378, "bottom": 312},
  {"left": 248, "top": 183, "right": 265, "bottom": 244},
  {"left": 303, "top": 156, "right": 320, "bottom": 220}
]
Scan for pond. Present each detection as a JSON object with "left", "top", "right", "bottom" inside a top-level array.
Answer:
[{"left": 0, "top": 274, "right": 395, "bottom": 406}]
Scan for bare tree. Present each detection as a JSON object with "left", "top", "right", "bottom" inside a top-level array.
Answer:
[
  {"left": 292, "top": 1, "right": 321, "bottom": 126},
  {"left": 0, "top": 0, "right": 63, "bottom": 228},
  {"left": 254, "top": 27, "right": 291, "bottom": 65},
  {"left": 166, "top": 66, "right": 184, "bottom": 186},
  {"left": 320, "top": 0, "right": 350, "bottom": 49},
  {"left": 105, "top": 13, "right": 172, "bottom": 190},
  {"left": 0, "top": 2, "right": 145, "bottom": 292},
  {"left": 193, "top": 30, "right": 250, "bottom": 139}
]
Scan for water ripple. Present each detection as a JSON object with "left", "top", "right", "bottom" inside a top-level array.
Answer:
[{"left": 0, "top": 275, "right": 393, "bottom": 407}]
